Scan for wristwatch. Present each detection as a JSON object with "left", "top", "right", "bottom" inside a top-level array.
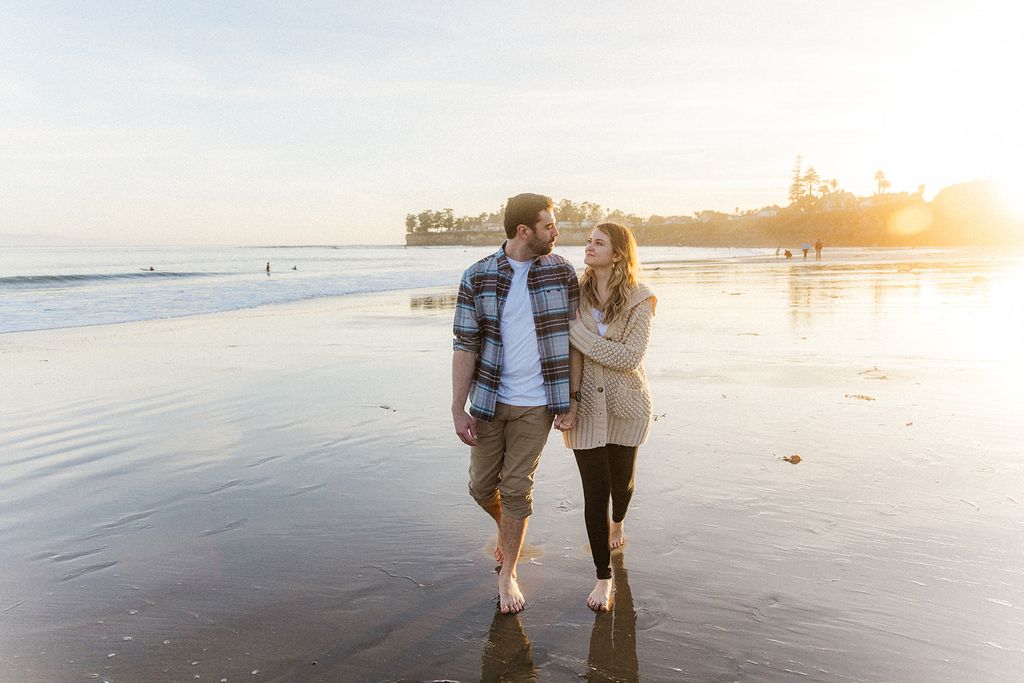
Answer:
[{"left": 572, "top": 390, "right": 582, "bottom": 402}]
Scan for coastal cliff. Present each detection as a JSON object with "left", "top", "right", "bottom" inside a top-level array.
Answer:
[{"left": 406, "top": 181, "right": 1024, "bottom": 248}]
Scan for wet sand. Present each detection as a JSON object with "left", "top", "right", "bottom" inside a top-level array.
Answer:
[{"left": 2, "top": 248, "right": 1023, "bottom": 681}]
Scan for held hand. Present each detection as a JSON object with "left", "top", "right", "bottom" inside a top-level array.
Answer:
[
  {"left": 553, "top": 407, "right": 578, "bottom": 432},
  {"left": 453, "top": 410, "right": 478, "bottom": 446}
]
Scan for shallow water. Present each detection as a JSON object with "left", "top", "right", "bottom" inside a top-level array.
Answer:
[
  {"left": 0, "top": 244, "right": 764, "bottom": 333},
  {"left": 1, "top": 248, "right": 1022, "bottom": 681}
]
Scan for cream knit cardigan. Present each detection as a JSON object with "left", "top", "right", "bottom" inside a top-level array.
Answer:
[{"left": 563, "top": 283, "right": 657, "bottom": 450}]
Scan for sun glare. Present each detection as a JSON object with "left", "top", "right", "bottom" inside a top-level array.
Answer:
[{"left": 994, "top": 174, "right": 1024, "bottom": 220}]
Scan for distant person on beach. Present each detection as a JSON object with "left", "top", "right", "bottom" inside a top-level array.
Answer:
[
  {"left": 815, "top": 239, "right": 823, "bottom": 260},
  {"left": 784, "top": 249, "right": 792, "bottom": 259},
  {"left": 452, "top": 192, "right": 579, "bottom": 614},
  {"left": 802, "top": 240, "right": 811, "bottom": 259},
  {"left": 554, "top": 223, "right": 656, "bottom": 612},
  {"left": 292, "top": 265, "right": 297, "bottom": 270},
  {"left": 775, "top": 247, "right": 780, "bottom": 257},
  {"left": 265, "top": 261, "right": 271, "bottom": 274}
]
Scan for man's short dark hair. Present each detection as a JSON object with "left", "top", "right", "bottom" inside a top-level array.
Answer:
[{"left": 503, "top": 193, "right": 554, "bottom": 239}]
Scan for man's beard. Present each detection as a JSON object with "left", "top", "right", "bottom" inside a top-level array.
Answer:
[{"left": 527, "top": 231, "right": 555, "bottom": 256}]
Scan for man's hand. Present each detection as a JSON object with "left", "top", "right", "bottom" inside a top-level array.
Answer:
[
  {"left": 553, "top": 406, "right": 578, "bottom": 432},
  {"left": 453, "top": 409, "right": 478, "bottom": 446}
]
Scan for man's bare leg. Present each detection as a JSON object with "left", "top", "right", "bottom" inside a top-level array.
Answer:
[
  {"left": 498, "top": 513, "right": 528, "bottom": 613},
  {"left": 480, "top": 497, "right": 504, "bottom": 564}
]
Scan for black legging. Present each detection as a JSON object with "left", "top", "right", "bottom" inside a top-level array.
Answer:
[{"left": 574, "top": 444, "right": 638, "bottom": 579}]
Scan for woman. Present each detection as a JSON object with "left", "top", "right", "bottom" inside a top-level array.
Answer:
[{"left": 557, "top": 222, "right": 656, "bottom": 611}]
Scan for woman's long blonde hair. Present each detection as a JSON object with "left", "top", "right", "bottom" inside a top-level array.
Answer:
[{"left": 579, "top": 222, "right": 642, "bottom": 326}]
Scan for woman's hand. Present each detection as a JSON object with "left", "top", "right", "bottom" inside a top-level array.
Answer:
[{"left": 553, "top": 405, "right": 578, "bottom": 432}]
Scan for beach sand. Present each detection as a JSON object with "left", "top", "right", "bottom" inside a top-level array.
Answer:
[{"left": 2, "top": 248, "right": 1023, "bottom": 681}]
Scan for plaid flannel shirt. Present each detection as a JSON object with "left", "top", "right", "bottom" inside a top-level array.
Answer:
[{"left": 453, "top": 244, "right": 580, "bottom": 422}]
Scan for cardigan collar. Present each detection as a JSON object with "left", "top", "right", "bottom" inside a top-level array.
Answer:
[{"left": 580, "top": 283, "right": 656, "bottom": 338}]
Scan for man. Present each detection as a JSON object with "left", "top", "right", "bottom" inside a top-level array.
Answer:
[{"left": 452, "top": 192, "right": 579, "bottom": 614}]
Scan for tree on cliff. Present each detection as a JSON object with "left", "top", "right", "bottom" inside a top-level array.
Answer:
[
  {"left": 788, "top": 156, "right": 805, "bottom": 206},
  {"left": 557, "top": 199, "right": 582, "bottom": 225},
  {"left": 416, "top": 210, "right": 436, "bottom": 233},
  {"left": 875, "top": 170, "right": 891, "bottom": 195},
  {"left": 580, "top": 201, "right": 604, "bottom": 224},
  {"left": 802, "top": 166, "right": 820, "bottom": 199},
  {"left": 606, "top": 209, "right": 642, "bottom": 226}
]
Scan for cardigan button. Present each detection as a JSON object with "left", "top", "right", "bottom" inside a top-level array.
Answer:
[{"left": 597, "top": 387, "right": 604, "bottom": 393}]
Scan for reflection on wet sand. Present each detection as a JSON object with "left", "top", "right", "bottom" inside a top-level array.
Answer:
[
  {"left": 585, "top": 554, "right": 638, "bottom": 683},
  {"left": 783, "top": 256, "right": 1006, "bottom": 322},
  {"left": 481, "top": 610, "right": 538, "bottom": 682},
  {"left": 477, "top": 554, "right": 639, "bottom": 682}
]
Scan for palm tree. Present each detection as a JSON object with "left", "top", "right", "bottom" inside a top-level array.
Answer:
[
  {"left": 803, "top": 166, "right": 820, "bottom": 198},
  {"left": 874, "top": 170, "right": 889, "bottom": 195}
]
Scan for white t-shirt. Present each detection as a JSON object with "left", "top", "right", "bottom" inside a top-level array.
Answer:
[
  {"left": 497, "top": 256, "right": 546, "bottom": 406},
  {"left": 591, "top": 308, "right": 609, "bottom": 337}
]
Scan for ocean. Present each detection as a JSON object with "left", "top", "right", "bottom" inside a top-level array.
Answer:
[{"left": 0, "top": 244, "right": 769, "bottom": 333}]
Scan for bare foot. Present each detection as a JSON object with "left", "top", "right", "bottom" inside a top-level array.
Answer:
[
  {"left": 609, "top": 521, "right": 626, "bottom": 550},
  {"left": 498, "top": 570, "right": 525, "bottom": 614},
  {"left": 587, "top": 578, "right": 613, "bottom": 611}
]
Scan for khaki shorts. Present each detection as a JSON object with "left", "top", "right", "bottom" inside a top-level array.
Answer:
[{"left": 468, "top": 403, "right": 554, "bottom": 519}]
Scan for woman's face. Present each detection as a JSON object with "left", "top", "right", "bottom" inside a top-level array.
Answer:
[{"left": 584, "top": 229, "right": 620, "bottom": 269}]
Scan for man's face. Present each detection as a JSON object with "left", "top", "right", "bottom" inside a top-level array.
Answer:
[{"left": 524, "top": 209, "right": 558, "bottom": 256}]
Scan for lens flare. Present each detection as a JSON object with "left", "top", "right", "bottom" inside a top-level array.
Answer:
[{"left": 887, "top": 205, "right": 934, "bottom": 237}]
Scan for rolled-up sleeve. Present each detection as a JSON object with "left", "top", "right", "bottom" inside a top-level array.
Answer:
[{"left": 452, "top": 269, "right": 481, "bottom": 353}]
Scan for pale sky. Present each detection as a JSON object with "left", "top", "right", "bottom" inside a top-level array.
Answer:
[{"left": 1, "top": 1, "right": 1021, "bottom": 245}]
